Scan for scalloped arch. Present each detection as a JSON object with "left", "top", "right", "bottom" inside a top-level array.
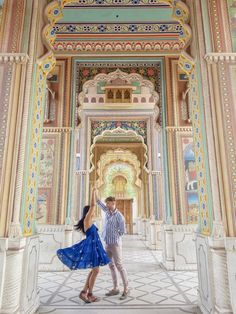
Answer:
[
  {"left": 96, "top": 149, "right": 142, "bottom": 189},
  {"left": 43, "top": 0, "right": 192, "bottom": 53},
  {"left": 89, "top": 127, "right": 149, "bottom": 173},
  {"left": 78, "top": 69, "right": 159, "bottom": 107}
]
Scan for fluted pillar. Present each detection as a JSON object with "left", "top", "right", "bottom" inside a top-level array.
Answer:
[{"left": 0, "top": 53, "right": 29, "bottom": 238}]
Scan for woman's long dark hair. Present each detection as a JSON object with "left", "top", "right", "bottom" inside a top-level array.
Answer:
[{"left": 74, "top": 205, "right": 90, "bottom": 234}]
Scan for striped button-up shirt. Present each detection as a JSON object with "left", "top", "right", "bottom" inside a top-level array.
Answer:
[{"left": 97, "top": 199, "right": 126, "bottom": 245}]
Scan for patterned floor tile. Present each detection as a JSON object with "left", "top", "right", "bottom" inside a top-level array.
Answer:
[{"left": 38, "top": 235, "right": 199, "bottom": 314}]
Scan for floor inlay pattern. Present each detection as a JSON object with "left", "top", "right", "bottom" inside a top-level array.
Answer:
[{"left": 38, "top": 235, "right": 199, "bottom": 314}]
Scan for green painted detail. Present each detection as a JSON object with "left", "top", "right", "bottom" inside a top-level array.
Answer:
[
  {"left": 227, "top": 0, "right": 236, "bottom": 52},
  {"left": 20, "top": 64, "right": 37, "bottom": 230},
  {"left": 21, "top": 0, "right": 33, "bottom": 53},
  {"left": 161, "top": 59, "right": 172, "bottom": 223},
  {"left": 97, "top": 81, "right": 106, "bottom": 94},
  {"left": 61, "top": 8, "right": 173, "bottom": 23},
  {"left": 132, "top": 81, "right": 141, "bottom": 94},
  {"left": 200, "top": 0, "right": 213, "bottom": 53}
]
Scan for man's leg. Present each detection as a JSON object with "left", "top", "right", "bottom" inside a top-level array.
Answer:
[
  {"left": 112, "top": 244, "right": 128, "bottom": 292},
  {"left": 105, "top": 244, "right": 119, "bottom": 293}
]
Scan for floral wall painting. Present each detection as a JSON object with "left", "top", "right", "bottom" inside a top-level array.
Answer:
[{"left": 177, "top": 135, "right": 199, "bottom": 224}]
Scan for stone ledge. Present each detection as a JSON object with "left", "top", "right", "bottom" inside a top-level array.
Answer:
[
  {"left": 205, "top": 53, "right": 236, "bottom": 63},
  {"left": 0, "top": 53, "right": 29, "bottom": 64}
]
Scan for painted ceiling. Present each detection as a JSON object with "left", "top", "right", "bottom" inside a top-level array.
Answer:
[{"left": 44, "top": 1, "right": 191, "bottom": 54}]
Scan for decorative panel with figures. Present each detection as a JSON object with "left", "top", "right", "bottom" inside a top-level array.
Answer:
[
  {"left": 37, "top": 59, "right": 72, "bottom": 226},
  {"left": 176, "top": 133, "right": 199, "bottom": 224},
  {"left": 165, "top": 58, "right": 199, "bottom": 225}
]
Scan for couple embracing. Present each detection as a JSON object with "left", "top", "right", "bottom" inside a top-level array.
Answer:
[{"left": 57, "top": 188, "right": 129, "bottom": 303}]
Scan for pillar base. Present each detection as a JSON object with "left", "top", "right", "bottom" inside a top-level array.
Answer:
[
  {"left": 225, "top": 237, "right": 236, "bottom": 314},
  {"left": 196, "top": 233, "right": 233, "bottom": 314},
  {"left": 138, "top": 218, "right": 148, "bottom": 240},
  {"left": 136, "top": 217, "right": 142, "bottom": 236},
  {"left": 147, "top": 220, "right": 163, "bottom": 250},
  {"left": 0, "top": 236, "right": 40, "bottom": 314},
  {"left": 37, "top": 224, "right": 83, "bottom": 271},
  {"left": 162, "top": 224, "right": 197, "bottom": 270}
]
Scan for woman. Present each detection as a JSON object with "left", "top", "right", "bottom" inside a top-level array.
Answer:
[{"left": 57, "top": 188, "right": 110, "bottom": 303}]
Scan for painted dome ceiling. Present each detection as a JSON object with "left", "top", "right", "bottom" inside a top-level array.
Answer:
[{"left": 44, "top": 1, "right": 191, "bottom": 55}]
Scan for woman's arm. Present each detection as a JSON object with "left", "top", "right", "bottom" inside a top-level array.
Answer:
[
  {"left": 94, "top": 189, "right": 109, "bottom": 213},
  {"left": 84, "top": 188, "right": 96, "bottom": 229}
]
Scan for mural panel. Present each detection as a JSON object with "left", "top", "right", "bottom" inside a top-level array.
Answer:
[
  {"left": 181, "top": 136, "right": 199, "bottom": 224},
  {"left": 227, "top": 0, "right": 236, "bottom": 52},
  {"left": 37, "top": 135, "right": 59, "bottom": 224}
]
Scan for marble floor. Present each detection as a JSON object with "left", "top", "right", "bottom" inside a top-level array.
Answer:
[{"left": 38, "top": 235, "right": 199, "bottom": 314}]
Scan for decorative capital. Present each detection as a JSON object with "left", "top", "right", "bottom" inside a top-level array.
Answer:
[
  {"left": 205, "top": 53, "right": 236, "bottom": 64},
  {"left": 151, "top": 171, "right": 162, "bottom": 176},
  {"left": 76, "top": 170, "right": 89, "bottom": 175},
  {"left": 178, "top": 52, "right": 195, "bottom": 77},
  {"left": 0, "top": 53, "right": 29, "bottom": 64},
  {"left": 166, "top": 126, "right": 193, "bottom": 133},
  {"left": 43, "top": 127, "right": 73, "bottom": 133},
  {"left": 37, "top": 51, "right": 56, "bottom": 76}
]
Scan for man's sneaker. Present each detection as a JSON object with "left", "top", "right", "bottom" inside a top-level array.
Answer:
[
  {"left": 105, "top": 289, "right": 120, "bottom": 296},
  {"left": 119, "top": 289, "right": 130, "bottom": 300}
]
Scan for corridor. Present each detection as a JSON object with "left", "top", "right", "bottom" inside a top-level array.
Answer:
[{"left": 38, "top": 236, "right": 199, "bottom": 314}]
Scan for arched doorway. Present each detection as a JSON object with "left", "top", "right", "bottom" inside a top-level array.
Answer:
[{"left": 2, "top": 1, "right": 235, "bottom": 313}]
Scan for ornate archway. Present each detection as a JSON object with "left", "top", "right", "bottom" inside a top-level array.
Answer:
[{"left": 21, "top": 0, "right": 196, "bottom": 237}]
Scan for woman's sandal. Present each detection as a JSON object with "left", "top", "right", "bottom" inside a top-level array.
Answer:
[
  {"left": 87, "top": 292, "right": 101, "bottom": 302},
  {"left": 79, "top": 290, "right": 91, "bottom": 303}
]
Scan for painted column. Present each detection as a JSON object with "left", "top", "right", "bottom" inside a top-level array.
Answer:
[
  {"left": 204, "top": 53, "right": 236, "bottom": 313},
  {"left": 0, "top": 0, "right": 27, "bottom": 238},
  {"left": 8, "top": 0, "right": 40, "bottom": 238},
  {"left": 0, "top": 54, "right": 28, "bottom": 237},
  {"left": 186, "top": 0, "right": 236, "bottom": 310}
]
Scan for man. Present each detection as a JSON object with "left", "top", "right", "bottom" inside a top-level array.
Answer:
[{"left": 94, "top": 189, "right": 129, "bottom": 300}]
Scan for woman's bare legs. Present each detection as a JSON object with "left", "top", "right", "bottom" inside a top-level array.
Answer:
[
  {"left": 79, "top": 270, "right": 93, "bottom": 303},
  {"left": 87, "top": 267, "right": 100, "bottom": 302},
  {"left": 83, "top": 270, "right": 93, "bottom": 291}
]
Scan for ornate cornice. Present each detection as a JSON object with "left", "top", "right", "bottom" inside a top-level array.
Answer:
[
  {"left": 0, "top": 53, "right": 29, "bottom": 64},
  {"left": 43, "top": 127, "right": 73, "bottom": 133},
  {"left": 205, "top": 53, "right": 236, "bottom": 64}
]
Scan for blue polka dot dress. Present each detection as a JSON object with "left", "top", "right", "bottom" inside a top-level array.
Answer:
[{"left": 57, "top": 224, "right": 110, "bottom": 270}]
